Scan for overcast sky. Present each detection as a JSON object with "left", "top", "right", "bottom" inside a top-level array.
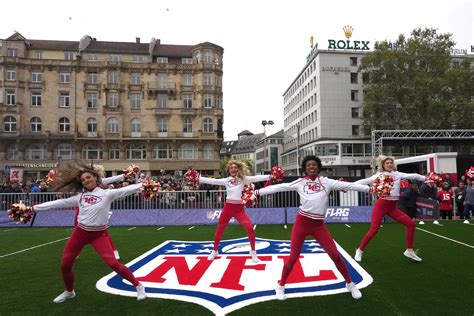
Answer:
[{"left": 2, "top": 0, "right": 472, "bottom": 140}]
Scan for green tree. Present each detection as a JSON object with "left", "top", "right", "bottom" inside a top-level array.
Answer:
[{"left": 360, "top": 27, "right": 474, "bottom": 133}]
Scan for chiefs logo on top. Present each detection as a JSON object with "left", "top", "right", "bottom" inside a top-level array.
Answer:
[{"left": 96, "top": 237, "right": 373, "bottom": 315}]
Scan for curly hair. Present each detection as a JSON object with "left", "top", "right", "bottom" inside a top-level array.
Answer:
[
  {"left": 53, "top": 160, "right": 101, "bottom": 193},
  {"left": 301, "top": 155, "right": 322, "bottom": 175},
  {"left": 226, "top": 159, "right": 250, "bottom": 180},
  {"left": 376, "top": 155, "right": 397, "bottom": 172}
]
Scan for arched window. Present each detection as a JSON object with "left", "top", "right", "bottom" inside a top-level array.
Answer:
[
  {"left": 82, "top": 143, "right": 103, "bottom": 160},
  {"left": 152, "top": 143, "right": 172, "bottom": 159},
  {"left": 59, "top": 117, "right": 70, "bottom": 133},
  {"left": 4, "top": 116, "right": 16, "bottom": 132},
  {"left": 26, "top": 143, "right": 46, "bottom": 160},
  {"left": 203, "top": 143, "right": 214, "bottom": 160},
  {"left": 7, "top": 144, "right": 18, "bottom": 160},
  {"left": 30, "top": 117, "right": 42, "bottom": 132},
  {"left": 203, "top": 118, "right": 213, "bottom": 133},
  {"left": 178, "top": 143, "right": 197, "bottom": 159},
  {"left": 107, "top": 117, "right": 119, "bottom": 133},
  {"left": 125, "top": 144, "right": 146, "bottom": 160},
  {"left": 55, "top": 143, "right": 74, "bottom": 160}
]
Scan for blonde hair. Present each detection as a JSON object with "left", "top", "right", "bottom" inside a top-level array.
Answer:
[
  {"left": 226, "top": 159, "right": 250, "bottom": 180},
  {"left": 54, "top": 160, "right": 101, "bottom": 193},
  {"left": 376, "top": 155, "right": 397, "bottom": 172}
]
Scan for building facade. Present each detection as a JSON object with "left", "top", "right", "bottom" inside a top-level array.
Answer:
[{"left": 0, "top": 33, "right": 224, "bottom": 182}]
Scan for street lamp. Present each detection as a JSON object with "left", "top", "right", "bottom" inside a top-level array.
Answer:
[{"left": 261, "top": 120, "right": 274, "bottom": 174}]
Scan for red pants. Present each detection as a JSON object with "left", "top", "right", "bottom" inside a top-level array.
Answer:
[
  {"left": 359, "top": 199, "right": 416, "bottom": 251},
  {"left": 213, "top": 203, "right": 255, "bottom": 251},
  {"left": 60, "top": 227, "right": 139, "bottom": 291},
  {"left": 280, "top": 213, "right": 351, "bottom": 285},
  {"left": 75, "top": 207, "right": 116, "bottom": 250}
]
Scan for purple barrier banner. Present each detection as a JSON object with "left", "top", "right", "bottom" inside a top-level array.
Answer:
[
  {"left": 0, "top": 208, "right": 286, "bottom": 227},
  {"left": 287, "top": 206, "right": 373, "bottom": 224}
]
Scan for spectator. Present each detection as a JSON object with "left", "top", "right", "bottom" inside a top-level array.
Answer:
[
  {"left": 420, "top": 180, "right": 437, "bottom": 199},
  {"left": 404, "top": 182, "right": 422, "bottom": 223},
  {"left": 463, "top": 178, "right": 474, "bottom": 224},
  {"left": 437, "top": 182, "right": 454, "bottom": 220},
  {"left": 455, "top": 181, "right": 466, "bottom": 220}
]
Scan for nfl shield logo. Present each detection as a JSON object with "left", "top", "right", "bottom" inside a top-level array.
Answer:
[{"left": 96, "top": 237, "right": 373, "bottom": 315}]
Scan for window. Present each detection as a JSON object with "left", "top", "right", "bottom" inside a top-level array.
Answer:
[
  {"left": 87, "top": 92, "right": 98, "bottom": 108},
  {"left": 130, "top": 93, "right": 141, "bottom": 109},
  {"left": 31, "top": 92, "right": 42, "bottom": 107},
  {"left": 110, "top": 54, "right": 121, "bottom": 61},
  {"left": 203, "top": 143, "right": 214, "bottom": 160},
  {"left": 35, "top": 51, "right": 43, "bottom": 59},
  {"left": 55, "top": 143, "right": 74, "bottom": 160},
  {"left": 157, "top": 57, "right": 168, "bottom": 64},
  {"left": 203, "top": 73, "right": 213, "bottom": 85},
  {"left": 59, "top": 92, "right": 70, "bottom": 107},
  {"left": 4, "top": 116, "right": 16, "bottom": 132},
  {"left": 183, "top": 117, "right": 192, "bottom": 132},
  {"left": 204, "top": 51, "right": 213, "bottom": 64},
  {"left": 87, "top": 54, "right": 99, "bottom": 61},
  {"left": 131, "top": 72, "right": 141, "bottom": 84},
  {"left": 108, "top": 92, "right": 119, "bottom": 107},
  {"left": 108, "top": 71, "right": 118, "bottom": 83},
  {"left": 203, "top": 118, "right": 214, "bottom": 133},
  {"left": 362, "top": 73, "right": 369, "bottom": 84},
  {"left": 352, "top": 125, "right": 360, "bottom": 136},
  {"left": 351, "top": 90, "right": 359, "bottom": 101},
  {"left": 87, "top": 118, "right": 98, "bottom": 132},
  {"left": 157, "top": 118, "right": 167, "bottom": 132},
  {"left": 182, "top": 58, "right": 193, "bottom": 64},
  {"left": 351, "top": 107, "right": 359, "bottom": 118},
  {"left": 59, "top": 117, "right": 70, "bottom": 133},
  {"left": 158, "top": 73, "right": 168, "bottom": 88},
  {"left": 183, "top": 95, "right": 193, "bottom": 108},
  {"left": 32, "top": 71, "right": 43, "bottom": 82},
  {"left": 203, "top": 94, "right": 213, "bottom": 108},
  {"left": 107, "top": 118, "right": 119, "bottom": 133},
  {"left": 64, "top": 52, "right": 74, "bottom": 60},
  {"left": 215, "top": 95, "right": 222, "bottom": 108},
  {"left": 350, "top": 73, "right": 358, "bottom": 84},
  {"left": 131, "top": 118, "right": 141, "bottom": 133},
  {"left": 60, "top": 71, "right": 70, "bottom": 83},
  {"left": 7, "top": 144, "right": 18, "bottom": 160},
  {"left": 109, "top": 143, "right": 120, "bottom": 160},
  {"left": 152, "top": 143, "right": 172, "bottom": 159},
  {"left": 157, "top": 94, "right": 167, "bottom": 108},
  {"left": 7, "top": 49, "right": 18, "bottom": 57},
  {"left": 126, "top": 144, "right": 146, "bottom": 160},
  {"left": 182, "top": 74, "right": 193, "bottom": 86},
  {"left": 30, "top": 117, "right": 42, "bottom": 132},
  {"left": 342, "top": 144, "right": 353, "bottom": 156},
  {"left": 26, "top": 144, "right": 46, "bottom": 160},
  {"left": 83, "top": 143, "right": 104, "bottom": 160},
  {"left": 88, "top": 72, "right": 98, "bottom": 84},
  {"left": 178, "top": 143, "right": 198, "bottom": 159},
  {"left": 6, "top": 68, "right": 15, "bottom": 81},
  {"left": 133, "top": 55, "right": 144, "bottom": 63},
  {"left": 350, "top": 57, "right": 358, "bottom": 66},
  {"left": 314, "top": 143, "right": 339, "bottom": 156}
]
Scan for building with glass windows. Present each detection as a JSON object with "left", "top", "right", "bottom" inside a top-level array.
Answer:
[{"left": 0, "top": 32, "right": 224, "bottom": 182}]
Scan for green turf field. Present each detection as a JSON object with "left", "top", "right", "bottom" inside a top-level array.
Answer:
[{"left": 1, "top": 222, "right": 473, "bottom": 315}]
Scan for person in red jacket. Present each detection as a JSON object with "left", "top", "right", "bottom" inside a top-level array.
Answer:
[{"left": 437, "top": 182, "right": 454, "bottom": 220}]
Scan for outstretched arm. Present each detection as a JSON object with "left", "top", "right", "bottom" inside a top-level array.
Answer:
[
  {"left": 107, "top": 183, "right": 143, "bottom": 200},
  {"left": 257, "top": 179, "right": 301, "bottom": 196},
  {"left": 352, "top": 173, "right": 379, "bottom": 185},
  {"left": 101, "top": 174, "right": 125, "bottom": 185},
  {"left": 245, "top": 175, "right": 271, "bottom": 183},
  {"left": 33, "top": 195, "right": 80, "bottom": 211},
  {"left": 199, "top": 176, "right": 228, "bottom": 186},
  {"left": 329, "top": 179, "right": 370, "bottom": 193},
  {"left": 398, "top": 172, "right": 426, "bottom": 182}
]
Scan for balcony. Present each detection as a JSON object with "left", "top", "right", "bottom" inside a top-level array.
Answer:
[
  {"left": 0, "top": 104, "right": 20, "bottom": 113},
  {"left": 181, "top": 107, "right": 198, "bottom": 115},
  {"left": 103, "top": 83, "right": 125, "bottom": 91},
  {"left": 84, "top": 83, "right": 100, "bottom": 91},
  {"left": 197, "top": 84, "right": 222, "bottom": 93},
  {"left": 27, "top": 80, "right": 44, "bottom": 90},
  {"left": 147, "top": 82, "right": 176, "bottom": 96},
  {"left": 128, "top": 84, "right": 143, "bottom": 92},
  {"left": 103, "top": 105, "right": 123, "bottom": 114},
  {"left": 1, "top": 80, "right": 26, "bottom": 89}
]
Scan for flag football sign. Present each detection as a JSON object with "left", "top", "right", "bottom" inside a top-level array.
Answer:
[{"left": 97, "top": 237, "right": 373, "bottom": 315}]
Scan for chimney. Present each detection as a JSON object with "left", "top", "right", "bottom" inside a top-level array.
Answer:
[{"left": 136, "top": 37, "right": 141, "bottom": 44}]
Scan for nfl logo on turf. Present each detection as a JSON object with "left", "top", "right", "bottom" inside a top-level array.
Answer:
[{"left": 97, "top": 237, "right": 373, "bottom": 315}]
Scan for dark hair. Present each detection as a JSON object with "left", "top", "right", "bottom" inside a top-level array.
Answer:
[
  {"left": 54, "top": 160, "right": 101, "bottom": 193},
  {"left": 301, "top": 155, "right": 322, "bottom": 175}
]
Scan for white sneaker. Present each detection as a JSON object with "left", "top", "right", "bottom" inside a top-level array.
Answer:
[
  {"left": 354, "top": 248, "right": 363, "bottom": 262},
  {"left": 418, "top": 221, "right": 425, "bottom": 225},
  {"left": 346, "top": 282, "right": 362, "bottom": 300},
  {"left": 136, "top": 284, "right": 147, "bottom": 301},
  {"left": 114, "top": 250, "right": 120, "bottom": 260},
  {"left": 250, "top": 250, "right": 260, "bottom": 263},
  {"left": 53, "top": 290, "right": 76, "bottom": 303},
  {"left": 403, "top": 249, "right": 422, "bottom": 262},
  {"left": 275, "top": 283, "right": 286, "bottom": 300},
  {"left": 207, "top": 250, "right": 217, "bottom": 261},
  {"left": 463, "top": 220, "right": 470, "bottom": 224}
]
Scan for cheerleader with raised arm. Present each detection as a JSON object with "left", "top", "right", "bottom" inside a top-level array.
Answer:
[
  {"left": 191, "top": 160, "right": 272, "bottom": 263},
  {"left": 353, "top": 155, "right": 426, "bottom": 263}
]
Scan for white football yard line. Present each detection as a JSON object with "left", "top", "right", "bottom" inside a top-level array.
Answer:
[
  {"left": 0, "top": 237, "right": 70, "bottom": 259},
  {"left": 34, "top": 228, "right": 48, "bottom": 232},
  {"left": 127, "top": 227, "right": 137, "bottom": 231},
  {"left": 157, "top": 226, "right": 165, "bottom": 231},
  {"left": 2, "top": 228, "right": 18, "bottom": 232},
  {"left": 416, "top": 227, "right": 474, "bottom": 249},
  {"left": 188, "top": 226, "right": 195, "bottom": 230},
  {"left": 253, "top": 225, "right": 257, "bottom": 230}
]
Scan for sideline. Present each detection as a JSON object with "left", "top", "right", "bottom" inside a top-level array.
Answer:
[
  {"left": 0, "top": 237, "right": 70, "bottom": 259},
  {"left": 416, "top": 227, "right": 474, "bottom": 249}
]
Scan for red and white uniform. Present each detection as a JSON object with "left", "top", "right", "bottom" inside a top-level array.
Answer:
[
  {"left": 354, "top": 171, "right": 425, "bottom": 200},
  {"left": 257, "top": 176, "right": 369, "bottom": 220},
  {"left": 199, "top": 175, "right": 270, "bottom": 203}
]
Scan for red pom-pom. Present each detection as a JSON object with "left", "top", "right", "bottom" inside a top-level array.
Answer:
[
  {"left": 123, "top": 164, "right": 141, "bottom": 182},
  {"left": 46, "top": 169, "right": 60, "bottom": 185},
  {"left": 270, "top": 166, "right": 284, "bottom": 182},
  {"left": 465, "top": 166, "right": 474, "bottom": 181},
  {"left": 426, "top": 172, "right": 444, "bottom": 187},
  {"left": 140, "top": 178, "right": 161, "bottom": 200},
  {"left": 371, "top": 174, "right": 394, "bottom": 198},
  {"left": 184, "top": 168, "right": 200, "bottom": 190},
  {"left": 241, "top": 183, "right": 257, "bottom": 207},
  {"left": 8, "top": 201, "right": 34, "bottom": 224}
]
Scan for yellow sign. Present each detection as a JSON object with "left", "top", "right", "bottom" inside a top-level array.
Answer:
[
  {"left": 310, "top": 35, "right": 314, "bottom": 48},
  {"left": 343, "top": 25, "right": 354, "bottom": 39}
]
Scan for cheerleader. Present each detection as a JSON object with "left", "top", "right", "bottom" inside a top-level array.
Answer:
[
  {"left": 32, "top": 161, "right": 147, "bottom": 303},
  {"left": 353, "top": 155, "right": 426, "bottom": 263},
  {"left": 197, "top": 160, "right": 271, "bottom": 263},
  {"left": 254, "top": 155, "right": 369, "bottom": 300}
]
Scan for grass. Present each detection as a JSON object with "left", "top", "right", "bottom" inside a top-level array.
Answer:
[{"left": 0, "top": 221, "right": 473, "bottom": 316}]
